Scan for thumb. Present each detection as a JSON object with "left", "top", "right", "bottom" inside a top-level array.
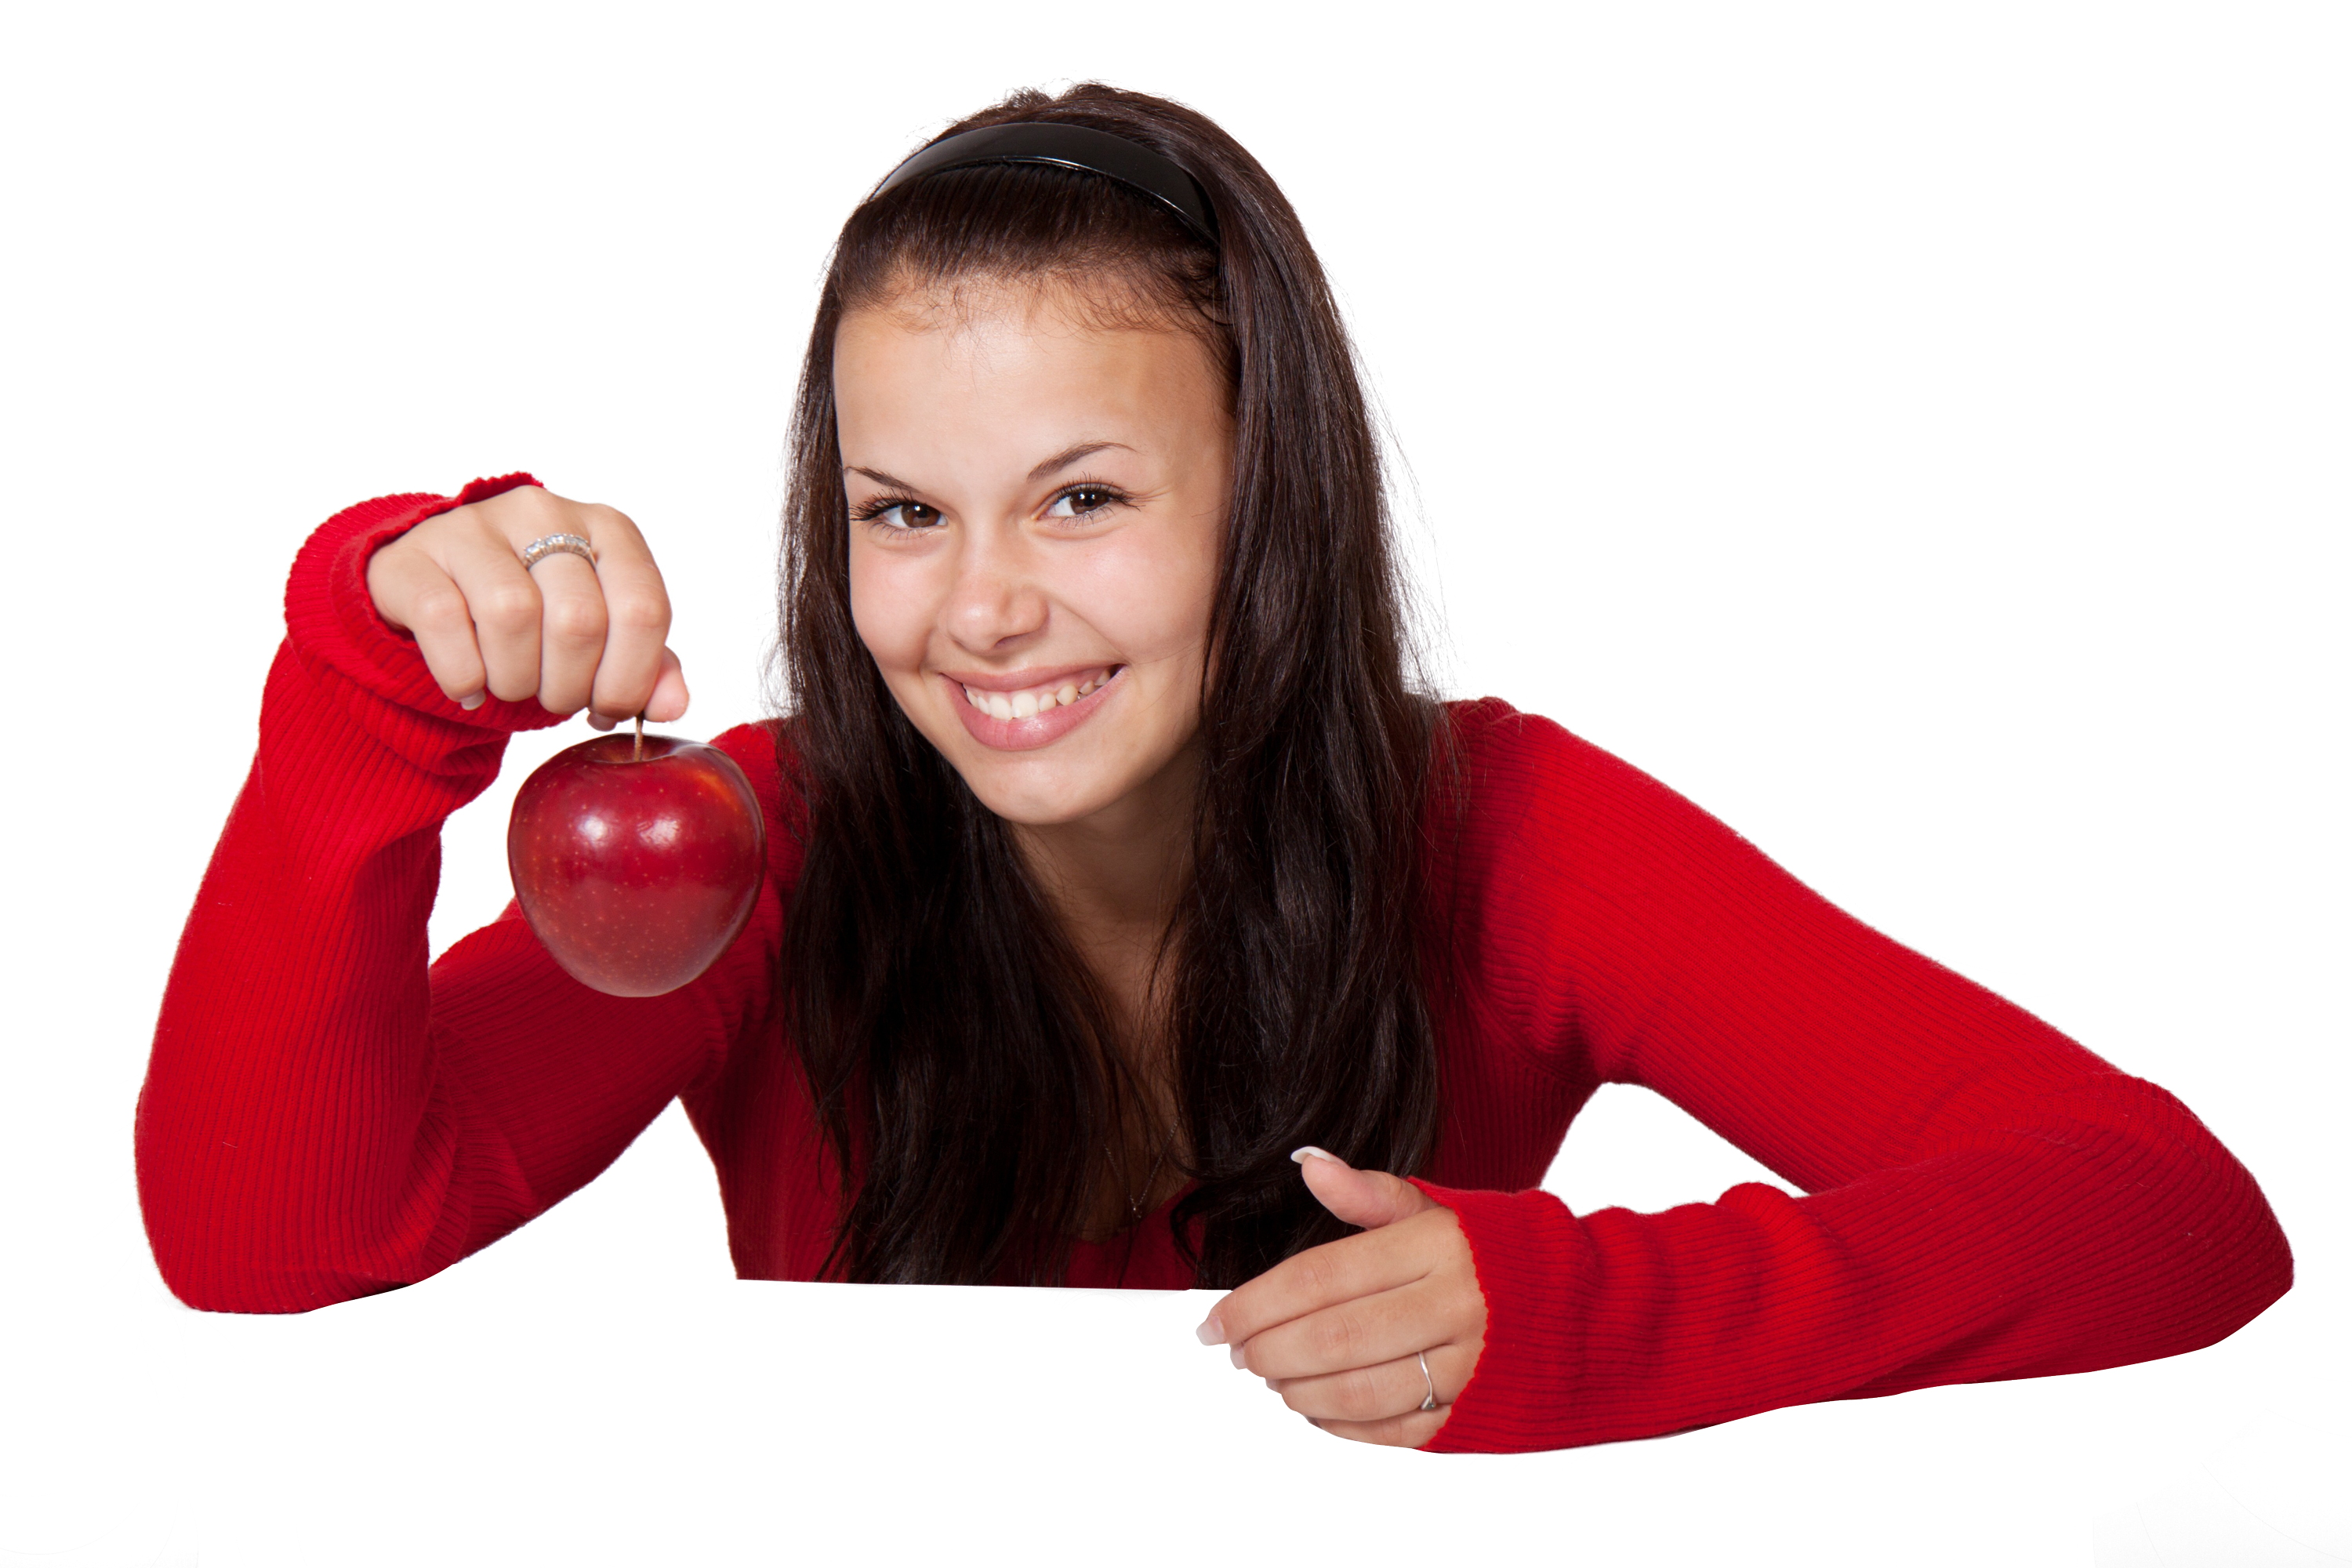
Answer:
[
  {"left": 1292, "top": 1146, "right": 1437, "bottom": 1230},
  {"left": 647, "top": 646, "right": 691, "bottom": 724}
]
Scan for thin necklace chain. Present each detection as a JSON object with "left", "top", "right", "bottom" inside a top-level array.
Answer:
[{"left": 1112, "top": 1116, "right": 1184, "bottom": 1229}]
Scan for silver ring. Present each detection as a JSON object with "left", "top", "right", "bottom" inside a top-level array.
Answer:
[
  {"left": 520, "top": 533, "right": 596, "bottom": 570},
  {"left": 1417, "top": 1348, "right": 1438, "bottom": 1412}
]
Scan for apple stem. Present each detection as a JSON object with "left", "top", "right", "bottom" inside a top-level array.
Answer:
[{"left": 633, "top": 713, "right": 643, "bottom": 763}]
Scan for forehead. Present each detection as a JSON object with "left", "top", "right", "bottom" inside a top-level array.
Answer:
[
  {"left": 833, "top": 278, "right": 1225, "bottom": 454},
  {"left": 848, "top": 269, "right": 1192, "bottom": 346}
]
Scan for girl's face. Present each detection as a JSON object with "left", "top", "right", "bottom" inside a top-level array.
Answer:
[{"left": 837, "top": 281, "right": 1233, "bottom": 831}]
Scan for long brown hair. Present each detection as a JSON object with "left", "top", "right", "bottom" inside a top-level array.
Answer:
[{"left": 779, "top": 83, "right": 1443, "bottom": 1288}]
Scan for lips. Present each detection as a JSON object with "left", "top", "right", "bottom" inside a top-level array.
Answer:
[
  {"left": 944, "top": 664, "right": 1126, "bottom": 752},
  {"left": 956, "top": 664, "right": 1116, "bottom": 719}
]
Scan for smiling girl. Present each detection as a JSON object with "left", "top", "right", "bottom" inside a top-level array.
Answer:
[{"left": 137, "top": 84, "right": 2291, "bottom": 1453}]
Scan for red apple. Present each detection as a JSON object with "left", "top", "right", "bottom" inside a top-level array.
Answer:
[{"left": 506, "top": 731, "right": 766, "bottom": 996}]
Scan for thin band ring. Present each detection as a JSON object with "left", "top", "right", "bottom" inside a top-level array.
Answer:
[
  {"left": 521, "top": 533, "right": 596, "bottom": 570},
  {"left": 1417, "top": 1349, "right": 1439, "bottom": 1412}
]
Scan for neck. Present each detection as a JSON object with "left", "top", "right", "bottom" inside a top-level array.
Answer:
[
  {"left": 1011, "top": 744, "right": 1201, "bottom": 1239},
  {"left": 1010, "top": 741, "right": 1200, "bottom": 1041},
  {"left": 1014, "top": 756, "right": 1194, "bottom": 949}
]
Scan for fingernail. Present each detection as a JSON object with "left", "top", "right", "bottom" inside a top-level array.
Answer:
[
  {"left": 587, "top": 713, "right": 615, "bottom": 731},
  {"left": 1290, "top": 1145, "right": 1339, "bottom": 1166},
  {"left": 1229, "top": 1345, "right": 1247, "bottom": 1369},
  {"left": 1195, "top": 1315, "right": 1225, "bottom": 1346},
  {"left": 459, "top": 692, "right": 485, "bottom": 710}
]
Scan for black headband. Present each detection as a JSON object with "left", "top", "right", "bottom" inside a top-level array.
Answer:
[{"left": 872, "top": 122, "right": 1221, "bottom": 248}]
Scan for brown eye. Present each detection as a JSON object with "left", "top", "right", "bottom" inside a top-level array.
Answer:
[
  {"left": 869, "top": 501, "right": 942, "bottom": 530},
  {"left": 1046, "top": 485, "right": 1120, "bottom": 520}
]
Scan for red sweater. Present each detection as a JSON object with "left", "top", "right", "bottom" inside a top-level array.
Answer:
[{"left": 136, "top": 475, "right": 2293, "bottom": 1454}]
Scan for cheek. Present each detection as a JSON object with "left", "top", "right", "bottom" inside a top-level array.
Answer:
[
  {"left": 847, "top": 546, "right": 934, "bottom": 673},
  {"left": 1076, "top": 533, "right": 1220, "bottom": 669}
]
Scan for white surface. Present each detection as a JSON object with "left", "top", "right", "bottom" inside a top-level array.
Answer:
[
  {"left": 2, "top": 3, "right": 2345, "bottom": 1563},
  {"left": 6, "top": 1192, "right": 2345, "bottom": 1567}
]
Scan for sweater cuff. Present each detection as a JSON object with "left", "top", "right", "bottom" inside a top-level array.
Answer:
[
  {"left": 1406, "top": 1178, "right": 1592, "bottom": 1454},
  {"left": 282, "top": 474, "right": 568, "bottom": 760}
]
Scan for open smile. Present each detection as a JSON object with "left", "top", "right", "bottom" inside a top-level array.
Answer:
[{"left": 942, "top": 663, "right": 1126, "bottom": 752}]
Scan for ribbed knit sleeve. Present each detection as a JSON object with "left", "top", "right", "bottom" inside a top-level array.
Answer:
[
  {"left": 1412, "top": 701, "right": 2292, "bottom": 1453},
  {"left": 136, "top": 481, "right": 793, "bottom": 1312}
]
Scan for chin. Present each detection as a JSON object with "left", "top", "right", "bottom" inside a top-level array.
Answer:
[
  {"left": 956, "top": 758, "right": 1129, "bottom": 828},
  {"left": 891, "top": 682, "right": 1193, "bottom": 829}
]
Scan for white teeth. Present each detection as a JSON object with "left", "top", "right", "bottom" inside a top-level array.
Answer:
[{"left": 960, "top": 666, "right": 1118, "bottom": 720}]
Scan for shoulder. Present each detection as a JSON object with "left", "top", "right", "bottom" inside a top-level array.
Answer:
[
  {"left": 1439, "top": 695, "right": 1583, "bottom": 771},
  {"left": 1425, "top": 696, "right": 1777, "bottom": 927},
  {"left": 1435, "top": 696, "right": 1687, "bottom": 826}
]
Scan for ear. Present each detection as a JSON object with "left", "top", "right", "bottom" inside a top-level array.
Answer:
[{"left": 1292, "top": 1146, "right": 1439, "bottom": 1230}]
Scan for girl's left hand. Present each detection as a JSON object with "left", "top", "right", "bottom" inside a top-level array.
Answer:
[{"left": 1194, "top": 1148, "right": 1487, "bottom": 1447}]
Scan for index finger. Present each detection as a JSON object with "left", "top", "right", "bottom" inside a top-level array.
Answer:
[
  {"left": 570, "top": 504, "right": 674, "bottom": 722},
  {"left": 1196, "top": 1213, "right": 1444, "bottom": 1348}
]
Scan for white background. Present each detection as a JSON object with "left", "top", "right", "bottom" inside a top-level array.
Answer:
[{"left": 2, "top": 3, "right": 2345, "bottom": 1563}]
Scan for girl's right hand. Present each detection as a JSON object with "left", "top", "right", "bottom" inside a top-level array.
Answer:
[{"left": 365, "top": 485, "right": 689, "bottom": 728}]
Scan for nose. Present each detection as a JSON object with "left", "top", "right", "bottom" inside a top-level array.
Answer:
[{"left": 942, "top": 519, "right": 1049, "bottom": 653}]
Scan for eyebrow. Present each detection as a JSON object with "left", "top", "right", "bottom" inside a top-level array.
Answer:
[
  {"left": 1026, "top": 441, "right": 1131, "bottom": 483},
  {"left": 840, "top": 441, "right": 1134, "bottom": 494}
]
